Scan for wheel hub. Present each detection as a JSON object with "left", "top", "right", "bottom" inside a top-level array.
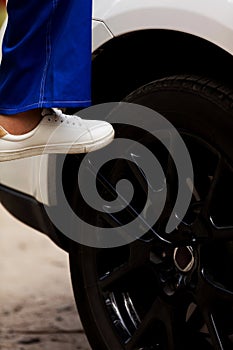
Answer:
[{"left": 173, "top": 246, "right": 195, "bottom": 272}]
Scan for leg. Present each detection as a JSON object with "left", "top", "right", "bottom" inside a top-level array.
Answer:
[
  {"left": 0, "top": 109, "right": 42, "bottom": 135},
  {"left": 0, "top": 0, "right": 114, "bottom": 160},
  {"left": 0, "top": 0, "right": 92, "bottom": 114}
]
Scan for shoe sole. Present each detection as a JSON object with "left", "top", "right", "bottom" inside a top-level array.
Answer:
[{"left": 0, "top": 129, "right": 115, "bottom": 162}]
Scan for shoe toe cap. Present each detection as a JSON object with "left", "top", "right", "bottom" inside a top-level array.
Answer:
[{"left": 78, "top": 121, "right": 114, "bottom": 142}]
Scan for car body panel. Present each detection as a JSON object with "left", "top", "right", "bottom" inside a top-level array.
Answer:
[{"left": 93, "top": 0, "right": 233, "bottom": 55}]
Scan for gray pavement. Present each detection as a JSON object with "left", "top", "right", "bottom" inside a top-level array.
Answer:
[{"left": 0, "top": 204, "right": 91, "bottom": 350}]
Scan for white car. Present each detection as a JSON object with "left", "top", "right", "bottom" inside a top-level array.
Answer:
[{"left": 1, "top": 1, "right": 233, "bottom": 349}]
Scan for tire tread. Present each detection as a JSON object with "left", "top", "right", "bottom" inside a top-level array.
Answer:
[{"left": 124, "top": 75, "right": 233, "bottom": 113}]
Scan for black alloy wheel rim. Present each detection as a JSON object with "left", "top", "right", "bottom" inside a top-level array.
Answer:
[{"left": 82, "top": 129, "right": 233, "bottom": 350}]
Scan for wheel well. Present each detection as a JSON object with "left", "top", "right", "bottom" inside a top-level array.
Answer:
[{"left": 92, "top": 29, "right": 233, "bottom": 103}]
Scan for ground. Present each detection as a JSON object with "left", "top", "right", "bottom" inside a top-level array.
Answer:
[{"left": 0, "top": 204, "right": 91, "bottom": 350}]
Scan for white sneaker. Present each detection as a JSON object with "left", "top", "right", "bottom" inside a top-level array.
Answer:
[{"left": 0, "top": 108, "right": 114, "bottom": 162}]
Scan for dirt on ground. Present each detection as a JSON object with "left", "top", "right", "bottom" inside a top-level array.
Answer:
[{"left": 0, "top": 204, "right": 91, "bottom": 350}]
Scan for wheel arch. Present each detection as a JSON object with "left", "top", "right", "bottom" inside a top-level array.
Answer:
[{"left": 91, "top": 29, "right": 233, "bottom": 103}]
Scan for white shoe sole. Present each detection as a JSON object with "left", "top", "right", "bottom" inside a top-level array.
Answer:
[{"left": 0, "top": 129, "right": 114, "bottom": 162}]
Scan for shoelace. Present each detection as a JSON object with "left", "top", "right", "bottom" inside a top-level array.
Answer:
[{"left": 42, "top": 108, "right": 83, "bottom": 127}]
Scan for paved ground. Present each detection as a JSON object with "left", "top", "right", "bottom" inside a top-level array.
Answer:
[{"left": 0, "top": 204, "right": 91, "bottom": 350}]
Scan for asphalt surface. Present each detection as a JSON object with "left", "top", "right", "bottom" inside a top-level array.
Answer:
[{"left": 0, "top": 204, "right": 91, "bottom": 350}]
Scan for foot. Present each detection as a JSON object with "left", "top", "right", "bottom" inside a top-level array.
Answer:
[{"left": 0, "top": 108, "right": 115, "bottom": 162}]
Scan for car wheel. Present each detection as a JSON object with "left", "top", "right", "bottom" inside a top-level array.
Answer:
[{"left": 69, "top": 75, "right": 233, "bottom": 350}]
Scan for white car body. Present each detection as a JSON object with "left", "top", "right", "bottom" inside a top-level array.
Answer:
[{"left": 1, "top": 0, "right": 233, "bottom": 204}]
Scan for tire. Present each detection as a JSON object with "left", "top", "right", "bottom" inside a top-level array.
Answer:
[{"left": 69, "top": 75, "right": 233, "bottom": 350}]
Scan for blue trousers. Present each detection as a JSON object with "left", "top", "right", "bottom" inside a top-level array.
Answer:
[{"left": 0, "top": 0, "right": 92, "bottom": 115}]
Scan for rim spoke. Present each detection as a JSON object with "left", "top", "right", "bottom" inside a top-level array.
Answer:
[
  {"left": 166, "top": 154, "right": 178, "bottom": 205},
  {"left": 195, "top": 272, "right": 233, "bottom": 348},
  {"left": 190, "top": 155, "right": 233, "bottom": 242},
  {"left": 201, "top": 156, "right": 223, "bottom": 218},
  {"left": 200, "top": 156, "right": 233, "bottom": 238},
  {"left": 201, "top": 270, "right": 233, "bottom": 302},
  {"left": 203, "top": 311, "right": 225, "bottom": 350},
  {"left": 97, "top": 170, "right": 171, "bottom": 245},
  {"left": 99, "top": 262, "right": 133, "bottom": 289},
  {"left": 125, "top": 297, "right": 178, "bottom": 350},
  {"left": 158, "top": 154, "right": 178, "bottom": 224},
  {"left": 99, "top": 241, "right": 150, "bottom": 289},
  {"left": 127, "top": 154, "right": 149, "bottom": 194},
  {"left": 208, "top": 219, "right": 233, "bottom": 241}
]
